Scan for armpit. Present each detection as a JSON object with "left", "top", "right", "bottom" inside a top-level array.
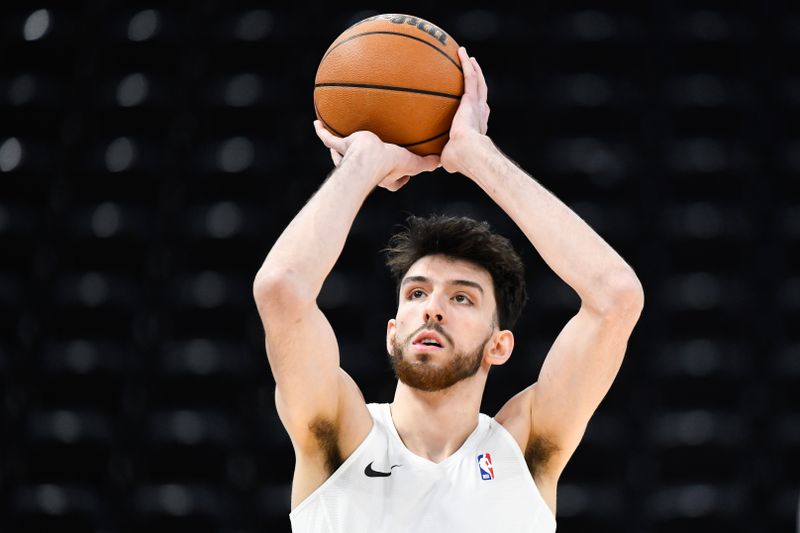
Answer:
[
  {"left": 308, "top": 417, "right": 344, "bottom": 475},
  {"left": 524, "top": 435, "right": 559, "bottom": 477}
]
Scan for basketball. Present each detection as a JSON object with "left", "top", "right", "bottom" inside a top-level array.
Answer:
[{"left": 314, "top": 14, "right": 464, "bottom": 156}]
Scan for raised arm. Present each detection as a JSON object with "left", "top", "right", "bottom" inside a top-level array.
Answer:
[
  {"left": 442, "top": 48, "right": 644, "bottom": 486},
  {"left": 253, "top": 126, "right": 438, "bottom": 484}
]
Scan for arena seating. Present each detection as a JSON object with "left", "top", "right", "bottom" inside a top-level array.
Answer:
[{"left": 1, "top": 3, "right": 796, "bottom": 532}]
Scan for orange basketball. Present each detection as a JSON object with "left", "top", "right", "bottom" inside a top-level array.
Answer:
[{"left": 314, "top": 14, "right": 463, "bottom": 156}]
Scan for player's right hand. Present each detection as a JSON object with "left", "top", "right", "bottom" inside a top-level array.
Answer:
[{"left": 313, "top": 121, "right": 440, "bottom": 192}]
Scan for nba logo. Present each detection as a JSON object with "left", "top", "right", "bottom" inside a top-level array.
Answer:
[{"left": 477, "top": 453, "right": 494, "bottom": 480}]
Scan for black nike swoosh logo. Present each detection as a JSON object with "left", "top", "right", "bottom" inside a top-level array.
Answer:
[{"left": 364, "top": 461, "right": 401, "bottom": 477}]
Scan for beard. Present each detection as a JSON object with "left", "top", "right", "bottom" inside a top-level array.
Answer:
[{"left": 389, "top": 322, "right": 492, "bottom": 392}]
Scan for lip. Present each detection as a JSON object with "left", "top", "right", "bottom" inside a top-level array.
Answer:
[
  {"left": 411, "top": 342, "right": 442, "bottom": 352},
  {"left": 412, "top": 330, "right": 445, "bottom": 348}
]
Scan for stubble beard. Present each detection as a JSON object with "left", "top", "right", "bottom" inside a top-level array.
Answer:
[{"left": 388, "top": 325, "right": 492, "bottom": 392}]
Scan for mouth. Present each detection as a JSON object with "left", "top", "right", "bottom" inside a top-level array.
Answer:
[{"left": 412, "top": 330, "right": 445, "bottom": 350}]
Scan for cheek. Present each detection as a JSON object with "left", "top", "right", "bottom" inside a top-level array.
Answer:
[{"left": 395, "top": 304, "right": 415, "bottom": 325}]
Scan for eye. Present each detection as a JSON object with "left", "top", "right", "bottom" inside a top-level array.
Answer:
[
  {"left": 409, "top": 289, "right": 426, "bottom": 300},
  {"left": 453, "top": 294, "right": 472, "bottom": 304}
]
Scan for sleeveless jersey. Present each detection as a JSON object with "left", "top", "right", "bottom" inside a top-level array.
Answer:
[{"left": 289, "top": 403, "right": 557, "bottom": 532}]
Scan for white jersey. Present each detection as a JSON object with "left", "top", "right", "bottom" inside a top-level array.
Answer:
[{"left": 289, "top": 403, "right": 557, "bottom": 532}]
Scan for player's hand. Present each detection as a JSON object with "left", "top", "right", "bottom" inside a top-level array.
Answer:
[
  {"left": 314, "top": 121, "right": 440, "bottom": 191},
  {"left": 440, "top": 47, "right": 490, "bottom": 175}
]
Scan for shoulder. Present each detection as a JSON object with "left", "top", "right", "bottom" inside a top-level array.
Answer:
[
  {"left": 494, "top": 384, "right": 561, "bottom": 514},
  {"left": 494, "top": 384, "right": 560, "bottom": 478},
  {"left": 280, "top": 369, "right": 373, "bottom": 469},
  {"left": 285, "top": 370, "right": 374, "bottom": 510},
  {"left": 331, "top": 369, "right": 374, "bottom": 461},
  {"left": 494, "top": 385, "right": 533, "bottom": 452}
]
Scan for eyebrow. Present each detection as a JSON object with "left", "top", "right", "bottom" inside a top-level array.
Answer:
[{"left": 401, "top": 275, "right": 484, "bottom": 294}]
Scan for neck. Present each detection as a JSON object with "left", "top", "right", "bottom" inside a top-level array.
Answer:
[{"left": 390, "top": 367, "right": 488, "bottom": 463}]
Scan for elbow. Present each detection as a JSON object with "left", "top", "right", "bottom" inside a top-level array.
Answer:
[
  {"left": 606, "top": 271, "right": 645, "bottom": 318},
  {"left": 589, "top": 269, "right": 644, "bottom": 320},
  {"left": 252, "top": 269, "right": 314, "bottom": 313}
]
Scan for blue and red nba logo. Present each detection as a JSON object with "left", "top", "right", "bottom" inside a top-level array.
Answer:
[{"left": 477, "top": 453, "right": 494, "bottom": 480}]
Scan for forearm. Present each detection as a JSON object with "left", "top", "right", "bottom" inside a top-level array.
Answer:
[
  {"left": 461, "top": 135, "right": 642, "bottom": 312},
  {"left": 255, "top": 152, "right": 382, "bottom": 302}
]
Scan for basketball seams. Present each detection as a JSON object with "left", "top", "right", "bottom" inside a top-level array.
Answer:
[
  {"left": 400, "top": 129, "right": 450, "bottom": 148},
  {"left": 314, "top": 15, "right": 461, "bottom": 155},
  {"left": 319, "top": 31, "right": 461, "bottom": 74},
  {"left": 315, "top": 83, "right": 460, "bottom": 100},
  {"left": 313, "top": 98, "right": 345, "bottom": 137},
  {"left": 314, "top": 85, "right": 453, "bottom": 150}
]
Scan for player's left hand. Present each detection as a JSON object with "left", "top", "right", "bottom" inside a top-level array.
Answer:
[{"left": 440, "top": 47, "right": 490, "bottom": 174}]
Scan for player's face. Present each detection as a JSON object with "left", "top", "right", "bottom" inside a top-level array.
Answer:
[{"left": 387, "top": 254, "right": 498, "bottom": 391}]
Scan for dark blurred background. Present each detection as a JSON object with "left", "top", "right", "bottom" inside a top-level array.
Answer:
[{"left": 1, "top": 2, "right": 798, "bottom": 532}]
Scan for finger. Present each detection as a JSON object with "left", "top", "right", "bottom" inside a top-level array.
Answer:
[
  {"left": 406, "top": 154, "right": 441, "bottom": 176},
  {"left": 393, "top": 176, "right": 411, "bottom": 190},
  {"left": 458, "top": 47, "right": 478, "bottom": 99},
  {"left": 314, "top": 120, "right": 347, "bottom": 153},
  {"left": 330, "top": 148, "right": 343, "bottom": 166},
  {"left": 379, "top": 175, "right": 410, "bottom": 192},
  {"left": 420, "top": 154, "right": 441, "bottom": 173},
  {"left": 471, "top": 57, "right": 488, "bottom": 104}
]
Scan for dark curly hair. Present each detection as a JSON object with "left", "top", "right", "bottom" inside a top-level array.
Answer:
[{"left": 383, "top": 214, "right": 528, "bottom": 331}]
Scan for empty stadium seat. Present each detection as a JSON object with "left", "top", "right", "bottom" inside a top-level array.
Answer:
[{"left": 0, "top": 3, "right": 794, "bottom": 532}]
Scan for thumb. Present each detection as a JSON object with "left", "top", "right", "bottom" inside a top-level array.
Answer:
[
  {"left": 414, "top": 154, "right": 441, "bottom": 174},
  {"left": 330, "top": 148, "right": 343, "bottom": 166}
]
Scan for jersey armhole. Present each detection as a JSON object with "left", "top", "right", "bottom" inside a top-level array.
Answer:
[
  {"left": 289, "top": 406, "right": 378, "bottom": 520},
  {"left": 492, "top": 418, "right": 557, "bottom": 526}
]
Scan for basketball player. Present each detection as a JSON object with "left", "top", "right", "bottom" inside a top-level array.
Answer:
[{"left": 253, "top": 47, "right": 644, "bottom": 532}]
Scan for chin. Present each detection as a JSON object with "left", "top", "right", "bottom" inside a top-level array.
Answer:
[{"left": 415, "top": 354, "right": 431, "bottom": 363}]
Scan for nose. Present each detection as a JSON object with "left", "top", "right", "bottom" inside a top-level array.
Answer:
[{"left": 423, "top": 294, "right": 445, "bottom": 323}]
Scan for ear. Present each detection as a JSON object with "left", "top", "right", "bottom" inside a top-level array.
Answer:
[
  {"left": 386, "top": 318, "right": 397, "bottom": 354},
  {"left": 484, "top": 329, "right": 514, "bottom": 366}
]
